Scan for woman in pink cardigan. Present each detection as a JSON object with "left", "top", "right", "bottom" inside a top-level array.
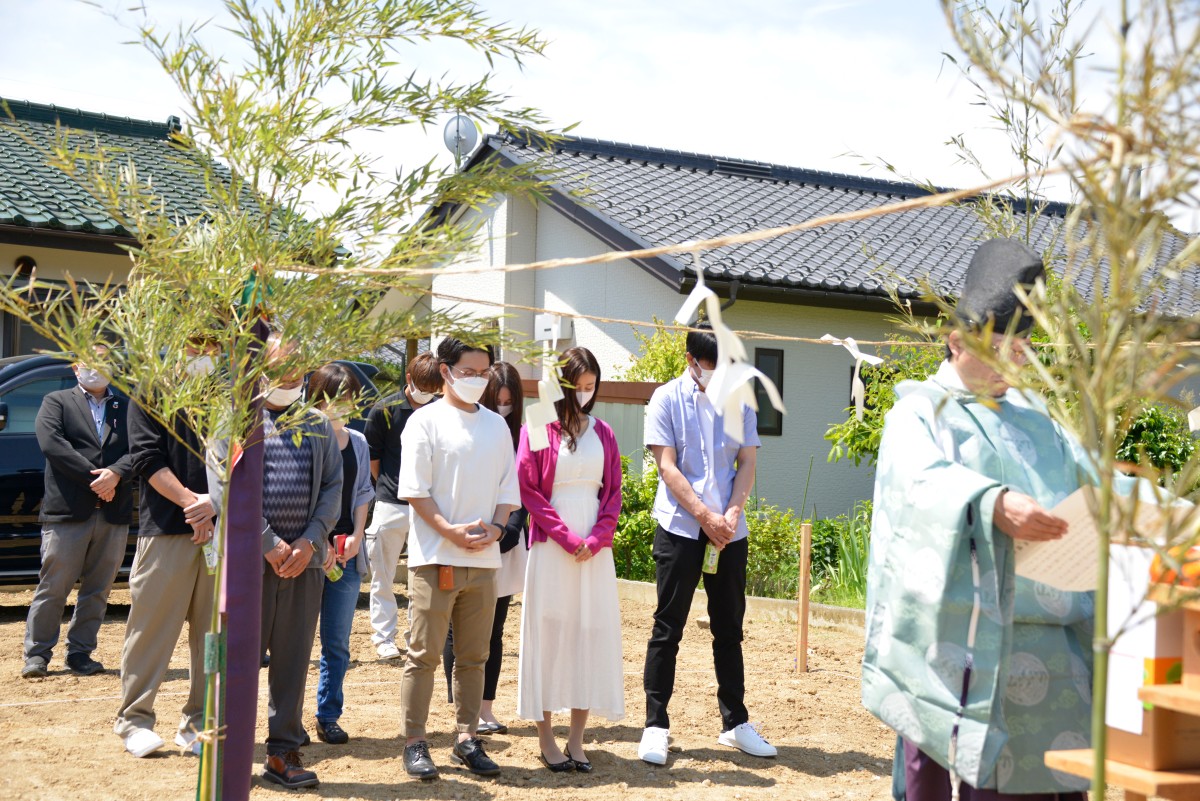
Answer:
[{"left": 516, "top": 346, "right": 624, "bottom": 774}]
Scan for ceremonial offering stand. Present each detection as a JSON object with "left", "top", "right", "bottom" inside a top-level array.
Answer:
[{"left": 1046, "top": 584, "right": 1200, "bottom": 800}]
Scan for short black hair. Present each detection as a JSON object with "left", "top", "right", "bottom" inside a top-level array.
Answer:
[
  {"left": 437, "top": 337, "right": 493, "bottom": 368},
  {"left": 686, "top": 321, "right": 718, "bottom": 364}
]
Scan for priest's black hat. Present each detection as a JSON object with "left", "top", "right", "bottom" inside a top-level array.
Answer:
[{"left": 956, "top": 238, "right": 1045, "bottom": 334}]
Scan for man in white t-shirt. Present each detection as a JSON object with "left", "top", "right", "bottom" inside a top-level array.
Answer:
[{"left": 396, "top": 338, "right": 520, "bottom": 781}]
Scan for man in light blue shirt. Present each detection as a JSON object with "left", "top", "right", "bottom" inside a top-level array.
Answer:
[{"left": 638, "top": 322, "right": 776, "bottom": 765}]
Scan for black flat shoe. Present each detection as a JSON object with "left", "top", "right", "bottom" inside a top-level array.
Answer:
[
  {"left": 565, "top": 745, "right": 592, "bottom": 774},
  {"left": 477, "top": 721, "right": 508, "bottom": 736},
  {"left": 539, "top": 752, "right": 575, "bottom": 773},
  {"left": 451, "top": 737, "right": 500, "bottom": 776},
  {"left": 316, "top": 719, "right": 349, "bottom": 744},
  {"left": 404, "top": 741, "right": 439, "bottom": 780}
]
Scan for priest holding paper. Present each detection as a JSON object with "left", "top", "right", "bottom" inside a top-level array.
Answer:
[{"left": 862, "top": 238, "right": 1096, "bottom": 801}]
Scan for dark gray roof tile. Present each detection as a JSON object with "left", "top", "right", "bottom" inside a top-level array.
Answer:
[{"left": 484, "top": 131, "right": 1197, "bottom": 313}]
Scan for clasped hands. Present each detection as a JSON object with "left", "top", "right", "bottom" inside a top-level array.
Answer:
[
  {"left": 89, "top": 468, "right": 119, "bottom": 504},
  {"left": 266, "top": 538, "right": 316, "bottom": 578},
  {"left": 443, "top": 518, "right": 502, "bottom": 552},
  {"left": 183, "top": 492, "right": 216, "bottom": 544},
  {"left": 701, "top": 506, "right": 741, "bottom": 551}
]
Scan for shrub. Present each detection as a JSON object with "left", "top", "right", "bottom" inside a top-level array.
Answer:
[
  {"left": 613, "top": 454, "right": 658, "bottom": 582},
  {"left": 824, "top": 335, "right": 943, "bottom": 467},
  {"left": 1117, "top": 403, "right": 1196, "bottom": 485},
  {"left": 618, "top": 316, "right": 687, "bottom": 383},
  {"left": 612, "top": 453, "right": 873, "bottom": 608}
]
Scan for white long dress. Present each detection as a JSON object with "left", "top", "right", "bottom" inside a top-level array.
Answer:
[{"left": 517, "top": 417, "right": 625, "bottom": 721}]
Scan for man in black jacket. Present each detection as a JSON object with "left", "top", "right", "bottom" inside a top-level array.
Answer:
[
  {"left": 23, "top": 349, "right": 133, "bottom": 679},
  {"left": 113, "top": 339, "right": 219, "bottom": 758}
]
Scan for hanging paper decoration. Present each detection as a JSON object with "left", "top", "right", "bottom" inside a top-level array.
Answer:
[
  {"left": 525, "top": 330, "right": 567, "bottom": 451},
  {"left": 820, "top": 334, "right": 883, "bottom": 421},
  {"left": 675, "top": 253, "right": 785, "bottom": 442}
]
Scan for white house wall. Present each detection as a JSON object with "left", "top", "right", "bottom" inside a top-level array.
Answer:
[
  {"left": 532, "top": 203, "right": 679, "bottom": 378},
  {"left": 434, "top": 194, "right": 902, "bottom": 517},
  {"left": 530, "top": 200, "right": 889, "bottom": 518}
]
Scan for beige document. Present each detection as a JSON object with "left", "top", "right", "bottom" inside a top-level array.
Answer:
[
  {"left": 1013, "top": 487, "right": 1101, "bottom": 591},
  {"left": 1014, "top": 486, "right": 1195, "bottom": 591}
]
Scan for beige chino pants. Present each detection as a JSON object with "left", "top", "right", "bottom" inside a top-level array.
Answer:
[
  {"left": 402, "top": 565, "right": 496, "bottom": 739},
  {"left": 114, "top": 535, "right": 215, "bottom": 739}
]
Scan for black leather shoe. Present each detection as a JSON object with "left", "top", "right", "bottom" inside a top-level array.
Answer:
[
  {"left": 565, "top": 745, "right": 593, "bottom": 774},
  {"left": 404, "top": 741, "right": 439, "bottom": 780},
  {"left": 65, "top": 653, "right": 104, "bottom": 675},
  {"left": 21, "top": 657, "right": 48, "bottom": 679},
  {"left": 451, "top": 737, "right": 500, "bottom": 776},
  {"left": 301, "top": 730, "right": 310, "bottom": 747},
  {"left": 539, "top": 752, "right": 575, "bottom": 773},
  {"left": 477, "top": 720, "right": 508, "bottom": 736},
  {"left": 263, "top": 751, "right": 318, "bottom": 788},
  {"left": 316, "top": 719, "right": 348, "bottom": 745}
]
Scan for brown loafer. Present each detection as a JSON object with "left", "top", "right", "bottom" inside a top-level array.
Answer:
[{"left": 263, "top": 750, "right": 319, "bottom": 788}]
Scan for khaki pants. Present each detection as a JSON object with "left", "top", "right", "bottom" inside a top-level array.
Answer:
[
  {"left": 114, "top": 535, "right": 215, "bottom": 739},
  {"left": 402, "top": 565, "right": 496, "bottom": 739}
]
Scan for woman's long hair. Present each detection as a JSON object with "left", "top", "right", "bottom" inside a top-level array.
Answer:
[
  {"left": 481, "top": 361, "right": 523, "bottom": 450},
  {"left": 554, "top": 346, "right": 601, "bottom": 452}
]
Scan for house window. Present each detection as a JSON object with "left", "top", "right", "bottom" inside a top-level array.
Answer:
[{"left": 754, "top": 348, "right": 784, "bottom": 436}]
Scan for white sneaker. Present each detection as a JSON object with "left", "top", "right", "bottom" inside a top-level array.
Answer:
[
  {"left": 124, "top": 727, "right": 165, "bottom": 758},
  {"left": 718, "top": 722, "right": 777, "bottom": 758},
  {"left": 175, "top": 730, "right": 202, "bottom": 756},
  {"left": 377, "top": 641, "right": 402, "bottom": 660},
  {"left": 638, "top": 726, "right": 670, "bottom": 765}
]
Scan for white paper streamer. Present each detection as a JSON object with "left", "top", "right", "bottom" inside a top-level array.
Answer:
[
  {"left": 820, "top": 334, "right": 883, "bottom": 421},
  {"left": 674, "top": 253, "right": 786, "bottom": 444},
  {"left": 526, "top": 329, "right": 566, "bottom": 451}
]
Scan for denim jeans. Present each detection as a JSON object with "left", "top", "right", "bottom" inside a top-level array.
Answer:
[{"left": 316, "top": 560, "right": 361, "bottom": 723}]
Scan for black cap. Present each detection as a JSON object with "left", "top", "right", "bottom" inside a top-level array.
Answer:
[{"left": 957, "top": 238, "right": 1044, "bottom": 334}]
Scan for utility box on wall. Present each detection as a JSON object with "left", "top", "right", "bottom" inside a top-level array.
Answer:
[{"left": 534, "top": 313, "right": 574, "bottom": 343}]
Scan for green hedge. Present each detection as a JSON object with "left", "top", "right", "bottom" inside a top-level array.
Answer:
[{"left": 613, "top": 455, "right": 871, "bottom": 608}]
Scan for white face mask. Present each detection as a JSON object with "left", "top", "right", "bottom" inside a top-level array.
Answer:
[
  {"left": 447, "top": 373, "right": 489, "bottom": 405},
  {"left": 184, "top": 355, "right": 216, "bottom": 377},
  {"left": 576, "top": 390, "right": 595, "bottom": 408},
  {"left": 692, "top": 363, "right": 715, "bottom": 389},
  {"left": 76, "top": 366, "right": 109, "bottom": 392},
  {"left": 496, "top": 404, "right": 514, "bottom": 418},
  {"left": 266, "top": 385, "right": 302, "bottom": 407},
  {"left": 408, "top": 384, "right": 436, "bottom": 405}
]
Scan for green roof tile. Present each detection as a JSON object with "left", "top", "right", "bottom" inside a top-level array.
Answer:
[{"left": 0, "top": 98, "right": 238, "bottom": 240}]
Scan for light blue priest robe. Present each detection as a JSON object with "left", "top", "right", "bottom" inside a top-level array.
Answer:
[{"left": 862, "top": 361, "right": 1096, "bottom": 795}]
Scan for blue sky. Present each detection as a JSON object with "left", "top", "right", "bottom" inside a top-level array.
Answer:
[{"left": 0, "top": 0, "right": 1131, "bottom": 209}]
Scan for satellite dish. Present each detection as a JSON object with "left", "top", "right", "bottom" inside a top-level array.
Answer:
[{"left": 443, "top": 115, "right": 478, "bottom": 166}]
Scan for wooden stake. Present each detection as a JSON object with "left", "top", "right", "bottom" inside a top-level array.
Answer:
[{"left": 798, "top": 521, "right": 812, "bottom": 672}]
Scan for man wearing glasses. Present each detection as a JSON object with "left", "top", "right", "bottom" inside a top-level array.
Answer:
[{"left": 395, "top": 337, "right": 520, "bottom": 780}]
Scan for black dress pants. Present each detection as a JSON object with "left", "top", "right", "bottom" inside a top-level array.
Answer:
[
  {"left": 444, "top": 594, "right": 512, "bottom": 703},
  {"left": 643, "top": 525, "right": 748, "bottom": 731}
]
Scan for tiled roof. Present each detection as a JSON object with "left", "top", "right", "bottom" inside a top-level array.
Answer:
[
  {"left": 481, "top": 132, "right": 1197, "bottom": 314},
  {"left": 0, "top": 99, "right": 219, "bottom": 239}
]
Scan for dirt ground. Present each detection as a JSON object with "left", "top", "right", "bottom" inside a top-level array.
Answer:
[{"left": 1, "top": 584, "right": 897, "bottom": 801}]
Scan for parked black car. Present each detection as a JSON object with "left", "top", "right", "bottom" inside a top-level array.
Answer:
[{"left": 0, "top": 354, "right": 379, "bottom": 586}]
